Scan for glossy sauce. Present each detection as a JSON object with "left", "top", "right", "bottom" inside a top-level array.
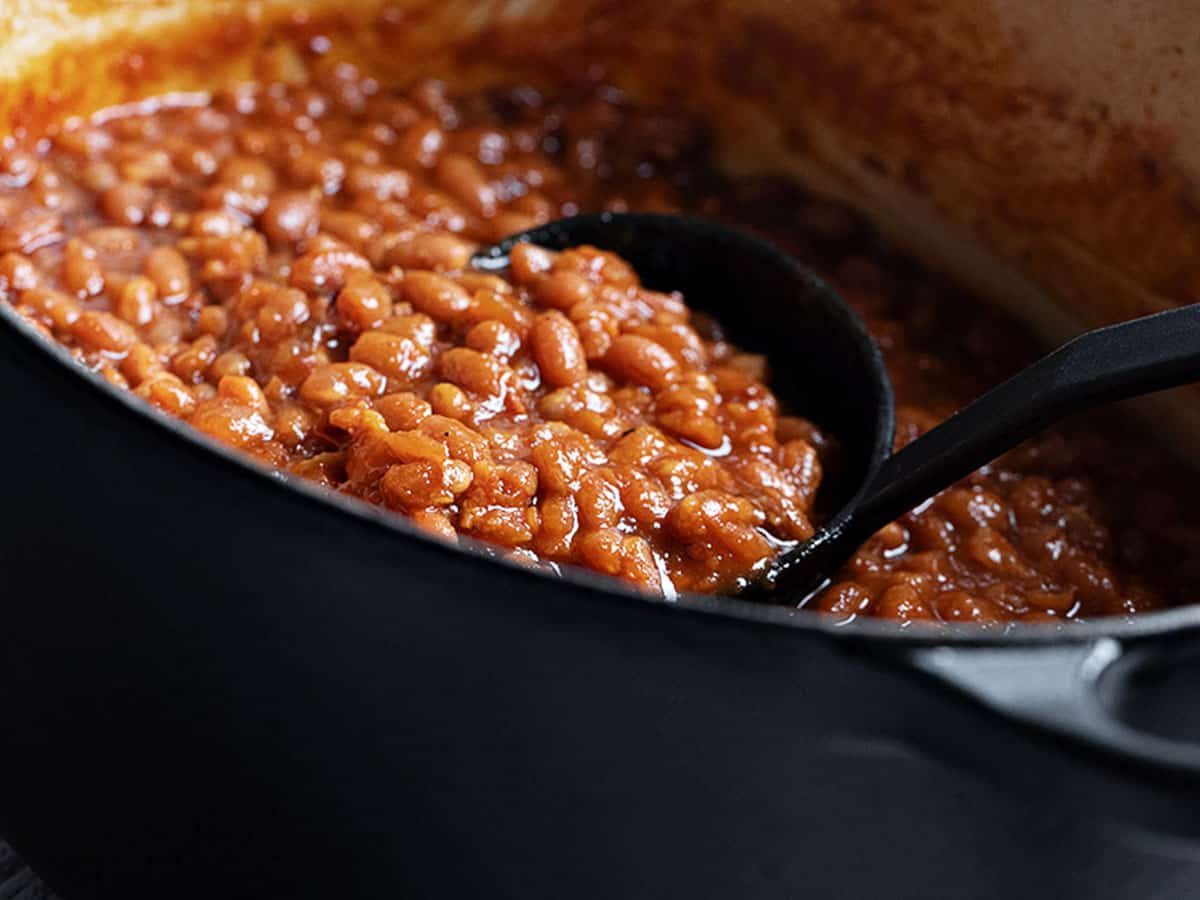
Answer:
[{"left": 3, "top": 67, "right": 1200, "bottom": 621}]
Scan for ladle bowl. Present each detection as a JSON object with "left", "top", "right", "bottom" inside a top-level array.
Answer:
[{"left": 475, "top": 211, "right": 1200, "bottom": 599}]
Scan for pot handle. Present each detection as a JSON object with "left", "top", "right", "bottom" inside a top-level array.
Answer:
[{"left": 902, "top": 637, "right": 1200, "bottom": 776}]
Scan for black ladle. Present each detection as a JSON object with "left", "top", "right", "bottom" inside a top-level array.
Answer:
[{"left": 474, "top": 212, "right": 1200, "bottom": 599}]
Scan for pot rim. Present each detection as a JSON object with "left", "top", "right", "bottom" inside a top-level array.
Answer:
[{"left": 5, "top": 300, "right": 1196, "bottom": 648}]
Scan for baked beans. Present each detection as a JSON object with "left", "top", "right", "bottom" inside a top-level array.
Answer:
[{"left": 3, "top": 66, "right": 1199, "bottom": 620}]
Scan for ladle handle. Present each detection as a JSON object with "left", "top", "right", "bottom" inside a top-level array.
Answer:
[{"left": 850, "top": 303, "right": 1200, "bottom": 537}]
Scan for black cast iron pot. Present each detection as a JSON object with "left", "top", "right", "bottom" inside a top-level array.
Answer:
[{"left": 3, "top": 269, "right": 1200, "bottom": 900}]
